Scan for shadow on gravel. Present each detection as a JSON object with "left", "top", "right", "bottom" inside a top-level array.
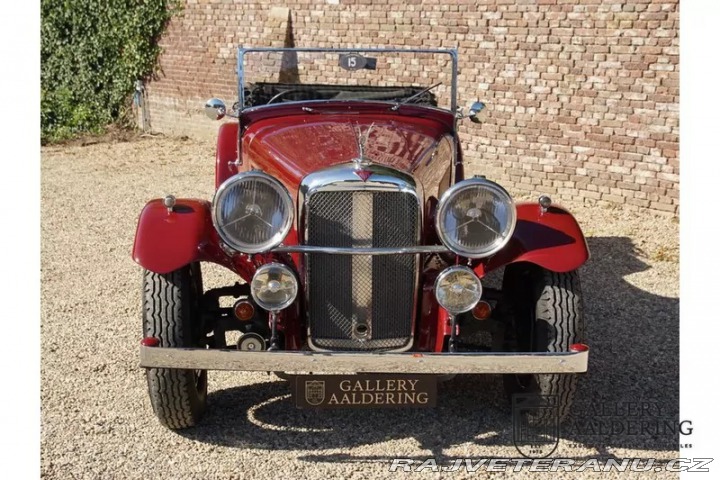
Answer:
[{"left": 180, "top": 236, "right": 679, "bottom": 461}]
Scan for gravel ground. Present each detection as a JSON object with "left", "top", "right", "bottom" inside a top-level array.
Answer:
[{"left": 41, "top": 135, "right": 680, "bottom": 479}]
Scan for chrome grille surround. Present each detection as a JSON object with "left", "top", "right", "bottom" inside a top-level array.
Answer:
[{"left": 299, "top": 163, "right": 422, "bottom": 352}]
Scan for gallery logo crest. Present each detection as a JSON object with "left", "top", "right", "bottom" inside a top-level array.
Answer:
[
  {"left": 304, "top": 380, "right": 326, "bottom": 406},
  {"left": 512, "top": 393, "right": 560, "bottom": 458}
]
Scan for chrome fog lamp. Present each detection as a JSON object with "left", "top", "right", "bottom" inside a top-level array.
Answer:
[
  {"left": 250, "top": 263, "right": 298, "bottom": 312},
  {"left": 212, "top": 171, "right": 293, "bottom": 253},
  {"left": 436, "top": 178, "right": 516, "bottom": 258},
  {"left": 434, "top": 266, "right": 482, "bottom": 315}
]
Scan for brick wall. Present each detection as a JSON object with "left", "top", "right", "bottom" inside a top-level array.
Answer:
[{"left": 143, "top": 0, "right": 679, "bottom": 214}]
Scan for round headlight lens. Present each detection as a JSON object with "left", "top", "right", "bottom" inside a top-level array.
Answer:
[
  {"left": 436, "top": 178, "right": 516, "bottom": 258},
  {"left": 212, "top": 172, "right": 293, "bottom": 253},
  {"left": 250, "top": 263, "right": 298, "bottom": 311},
  {"left": 434, "top": 266, "right": 483, "bottom": 314}
]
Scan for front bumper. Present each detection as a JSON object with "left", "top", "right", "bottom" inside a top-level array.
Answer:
[{"left": 139, "top": 343, "right": 589, "bottom": 374}]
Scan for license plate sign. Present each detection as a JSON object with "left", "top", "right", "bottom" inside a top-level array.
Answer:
[{"left": 294, "top": 374, "right": 436, "bottom": 409}]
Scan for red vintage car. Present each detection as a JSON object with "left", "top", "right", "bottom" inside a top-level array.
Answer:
[{"left": 133, "top": 48, "right": 589, "bottom": 429}]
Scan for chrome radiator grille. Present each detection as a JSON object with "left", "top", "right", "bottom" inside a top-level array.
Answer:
[{"left": 305, "top": 190, "right": 419, "bottom": 351}]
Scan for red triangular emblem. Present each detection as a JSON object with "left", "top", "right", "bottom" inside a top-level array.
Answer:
[{"left": 354, "top": 169, "right": 372, "bottom": 182}]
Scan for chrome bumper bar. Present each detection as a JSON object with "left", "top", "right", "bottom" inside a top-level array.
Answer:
[{"left": 140, "top": 344, "right": 589, "bottom": 374}]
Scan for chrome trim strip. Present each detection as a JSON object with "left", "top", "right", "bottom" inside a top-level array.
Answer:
[
  {"left": 271, "top": 245, "right": 450, "bottom": 255},
  {"left": 238, "top": 47, "right": 244, "bottom": 112},
  {"left": 450, "top": 49, "right": 458, "bottom": 113},
  {"left": 140, "top": 346, "right": 590, "bottom": 374},
  {"left": 351, "top": 193, "right": 374, "bottom": 341},
  {"left": 241, "top": 47, "right": 457, "bottom": 54}
]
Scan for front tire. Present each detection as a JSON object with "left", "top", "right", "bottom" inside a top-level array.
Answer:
[
  {"left": 143, "top": 263, "right": 207, "bottom": 429},
  {"left": 502, "top": 264, "right": 585, "bottom": 422}
]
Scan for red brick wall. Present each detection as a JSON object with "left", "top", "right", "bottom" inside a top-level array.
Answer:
[{"left": 144, "top": 0, "right": 679, "bottom": 214}]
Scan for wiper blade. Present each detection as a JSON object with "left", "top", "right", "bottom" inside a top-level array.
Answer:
[{"left": 390, "top": 82, "right": 442, "bottom": 111}]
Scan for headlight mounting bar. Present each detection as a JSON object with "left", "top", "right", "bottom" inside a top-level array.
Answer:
[{"left": 270, "top": 245, "right": 450, "bottom": 255}]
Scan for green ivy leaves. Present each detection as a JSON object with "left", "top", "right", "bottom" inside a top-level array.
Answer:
[{"left": 41, "top": 0, "right": 180, "bottom": 143}]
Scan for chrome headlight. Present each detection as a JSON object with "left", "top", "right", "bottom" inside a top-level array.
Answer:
[
  {"left": 212, "top": 172, "right": 293, "bottom": 253},
  {"left": 436, "top": 178, "right": 516, "bottom": 258}
]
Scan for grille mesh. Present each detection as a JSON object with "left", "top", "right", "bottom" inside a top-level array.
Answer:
[{"left": 306, "top": 190, "right": 418, "bottom": 351}]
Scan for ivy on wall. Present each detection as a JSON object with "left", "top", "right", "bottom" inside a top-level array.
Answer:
[{"left": 41, "top": 0, "right": 180, "bottom": 143}]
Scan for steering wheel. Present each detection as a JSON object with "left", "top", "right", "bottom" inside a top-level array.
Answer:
[{"left": 267, "top": 89, "right": 321, "bottom": 104}]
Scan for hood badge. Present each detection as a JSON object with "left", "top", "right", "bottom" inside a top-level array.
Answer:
[
  {"left": 354, "top": 169, "right": 373, "bottom": 182},
  {"left": 353, "top": 123, "right": 374, "bottom": 182}
]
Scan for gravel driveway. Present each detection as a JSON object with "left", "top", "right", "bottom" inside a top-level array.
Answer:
[{"left": 41, "top": 136, "right": 680, "bottom": 479}]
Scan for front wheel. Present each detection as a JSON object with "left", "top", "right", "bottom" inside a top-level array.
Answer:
[
  {"left": 502, "top": 264, "right": 585, "bottom": 422},
  {"left": 143, "top": 263, "right": 207, "bottom": 429}
]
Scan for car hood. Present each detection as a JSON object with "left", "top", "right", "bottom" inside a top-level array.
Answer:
[{"left": 240, "top": 106, "right": 455, "bottom": 196}]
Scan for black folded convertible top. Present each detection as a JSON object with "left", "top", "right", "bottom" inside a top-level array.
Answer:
[{"left": 244, "top": 82, "right": 438, "bottom": 108}]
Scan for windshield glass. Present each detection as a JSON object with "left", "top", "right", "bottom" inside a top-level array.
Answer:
[{"left": 238, "top": 48, "right": 457, "bottom": 112}]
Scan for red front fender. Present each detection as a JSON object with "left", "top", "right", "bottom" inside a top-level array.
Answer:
[
  {"left": 132, "top": 199, "right": 213, "bottom": 274},
  {"left": 485, "top": 202, "right": 590, "bottom": 273}
]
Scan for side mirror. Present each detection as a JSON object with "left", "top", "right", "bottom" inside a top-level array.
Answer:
[
  {"left": 468, "top": 101, "right": 486, "bottom": 124},
  {"left": 204, "top": 98, "right": 226, "bottom": 120}
]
